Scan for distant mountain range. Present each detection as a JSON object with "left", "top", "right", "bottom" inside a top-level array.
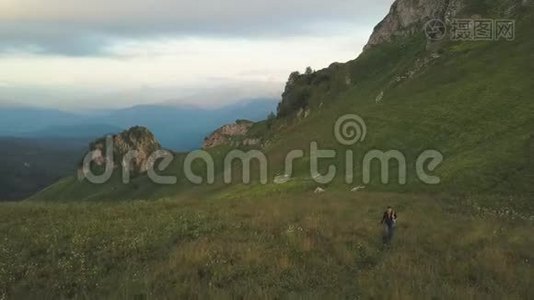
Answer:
[{"left": 0, "top": 98, "right": 277, "bottom": 150}]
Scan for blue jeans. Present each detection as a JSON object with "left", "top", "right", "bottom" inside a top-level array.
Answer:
[{"left": 384, "top": 223, "right": 395, "bottom": 244}]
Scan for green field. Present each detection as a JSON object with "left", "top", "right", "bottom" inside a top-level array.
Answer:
[{"left": 1, "top": 188, "right": 533, "bottom": 298}]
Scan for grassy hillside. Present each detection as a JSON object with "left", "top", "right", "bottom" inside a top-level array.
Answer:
[
  {"left": 1, "top": 190, "right": 532, "bottom": 298},
  {"left": 264, "top": 10, "right": 534, "bottom": 196}
]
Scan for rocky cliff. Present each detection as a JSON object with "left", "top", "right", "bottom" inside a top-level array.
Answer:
[
  {"left": 83, "top": 126, "right": 161, "bottom": 174},
  {"left": 364, "top": 0, "right": 531, "bottom": 51},
  {"left": 203, "top": 120, "right": 257, "bottom": 149},
  {"left": 364, "top": 0, "right": 464, "bottom": 51}
]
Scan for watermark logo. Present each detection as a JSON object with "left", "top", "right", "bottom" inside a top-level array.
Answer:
[
  {"left": 424, "top": 19, "right": 447, "bottom": 41},
  {"left": 334, "top": 114, "right": 367, "bottom": 145},
  {"left": 79, "top": 114, "right": 445, "bottom": 187},
  {"left": 425, "top": 18, "right": 515, "bottom": 42},
  {"left": 494, "top": 20, "right": 515, "bottom": 41}
]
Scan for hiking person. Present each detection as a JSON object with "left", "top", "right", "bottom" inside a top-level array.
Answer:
[{"left": 381, "top": 206, "right": 397, "bottom": 244}]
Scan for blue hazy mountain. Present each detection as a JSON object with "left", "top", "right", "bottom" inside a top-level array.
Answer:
[
  {"left": 0, "top": 98, "right": 277, "bottom": 150},
  {"left": 0, "top": 107, "right": 82, "bottom": 136}
]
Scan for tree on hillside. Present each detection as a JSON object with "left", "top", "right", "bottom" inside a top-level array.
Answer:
[
  {"left": 266, "top": 111, "right": 276, "bottom": 129},
  {"left": 287, "top": 71, "right": 300, "bottom": 86}
]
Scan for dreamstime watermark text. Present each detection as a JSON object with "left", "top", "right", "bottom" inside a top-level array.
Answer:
[{"left": 79, "top": 114, "right": 444, "bottom": 186}]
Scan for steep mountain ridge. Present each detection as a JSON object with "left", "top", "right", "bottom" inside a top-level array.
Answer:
[
  {"left": 364, "top": 0, "right": 464, "bottom": 50},
  {"left": 232, "top": 0, "right": 534, "bottom": 195},
  {"left": 365, "top": 0, "right": 530, "bottom": 51}
]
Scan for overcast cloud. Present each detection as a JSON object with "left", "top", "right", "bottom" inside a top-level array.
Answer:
[{"left": 0, "top": 0, "right": 393, "bottom": 109}]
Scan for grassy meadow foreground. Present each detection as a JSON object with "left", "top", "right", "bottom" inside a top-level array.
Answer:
[{"left": 1, "top": 187, "right": 532, "bottom": 298}]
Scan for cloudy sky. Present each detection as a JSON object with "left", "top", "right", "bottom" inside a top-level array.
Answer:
[{"left": 0, "top": 0, "right": 393, "bottom": 111}]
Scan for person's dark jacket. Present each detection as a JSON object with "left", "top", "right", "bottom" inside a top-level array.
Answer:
[{"left": 381, "top": 211, "right": 397, "bottom": 227}]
